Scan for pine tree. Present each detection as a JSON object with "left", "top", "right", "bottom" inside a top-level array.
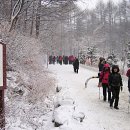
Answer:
[
  {"left": 127, "top": 42, "right": 130, "bottom": 67},
  {"left": 79, "top": 49, "right": 86, "bottom": 64},
  {"left": 86, "top": 46, "right": 97, "bottom": 65},
  {"left": 107, "top": 52, "right": 118, "bottom": 66}
]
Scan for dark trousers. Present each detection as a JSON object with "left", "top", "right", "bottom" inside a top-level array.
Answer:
[
  {"left": 128, "top": 78, "right": 130, "bottom": 92},
  {"left": 59, "top": 61, "right": 62, "bottom": 65},
  {"left": 110, "top": 87, "right": 120, "bottom": 107},
  {"left": 102, "top": 83, "right": 111, "bottom": 101},
  {"left": 74, "top": 68, "right": 78, "bottom": 73}
]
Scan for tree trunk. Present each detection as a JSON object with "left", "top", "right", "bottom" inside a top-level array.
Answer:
[
  {"left": 9, "top": 0, "right": 24, "bottom": 32},
  {"left": 24, "top": 1, "right": 28, "bottom": 33},
  {"left": 36, "top": 0, "right": 42, "bottom": 38},
  {"left": 30, "top": 0, "right": 35, "bottom": 36}
]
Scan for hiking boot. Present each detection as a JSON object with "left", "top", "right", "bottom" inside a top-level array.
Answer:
[
  {"left": 110, "top": 104, "right": 113, "bottom": 108},
  {"left": 114, "top": 106, "right": 119, "bottom": 110},
  {"left": 103, "top": 97, "right": 106, "bottom": 101}
]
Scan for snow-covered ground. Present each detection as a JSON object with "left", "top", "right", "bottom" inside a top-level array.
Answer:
[
  {"left": 5, "top": 63, "right": 130, "bottom": 130},
  {"left": 48, "top": 64, "right": 130, "bottom": 130}
]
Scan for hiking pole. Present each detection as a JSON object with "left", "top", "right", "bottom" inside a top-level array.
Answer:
[
  {"left": 99, "top": 87, "right": 100, "bottom": 99},
  {"left": 98, "top": 82, "right": 101, "bottom": 99}
]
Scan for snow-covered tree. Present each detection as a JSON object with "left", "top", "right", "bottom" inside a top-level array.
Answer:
[
  {"left": 126, "top": 42, "right": 130, "bottom": 67},
  {"left": 78, "top": 49, "right": 86, "bottom": 64},
  {"left": 106, "top": 52, "right": 118, "bottom": 66},
  {"left": 86, "top": 46, "right": 98, "bottom": 65}
]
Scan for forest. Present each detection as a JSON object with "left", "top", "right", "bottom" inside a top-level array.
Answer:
[{"left": 0, "top": 0, "right": 130, "bottom": 129}]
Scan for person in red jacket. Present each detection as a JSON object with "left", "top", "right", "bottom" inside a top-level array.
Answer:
[
  {"left": 99, "top": 63, "right": 111, "bottom": 101},
  {"left": 59, "top": 56, "right": 62, "bottom": 65}
]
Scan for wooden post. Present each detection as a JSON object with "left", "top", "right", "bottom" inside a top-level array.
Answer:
[
  {"left": 0, "top": 40, "right": 6, "bottom": 129},
  {"left": 0, "top": 90, "right": 4, "bottom": 129}
]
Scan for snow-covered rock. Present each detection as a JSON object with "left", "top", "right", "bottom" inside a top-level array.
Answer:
[
  {"left": 73, "top": 112, "right": 85, "bottom": 122},
  {"left": 60, "top": 125, "right": 72, "bottom": 130},
  {"left": 50, "top": 128, "right": 60, "bottom": 130},
  {"left": 53, "top": 105, "right": 75, "bottom": 127},
  {"left": 59, "top": 98, "right": 74, "bottom": 106},
  {"left": 54, "top": 97, "right": 74, "bottom": 108}
]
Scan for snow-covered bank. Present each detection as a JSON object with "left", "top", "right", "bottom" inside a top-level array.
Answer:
[
  {"left": 49, "top": 64, "right": 130, "bottom": 130},
  {"left": 5, "top": 64, "right": 56, "bottom": 130}
]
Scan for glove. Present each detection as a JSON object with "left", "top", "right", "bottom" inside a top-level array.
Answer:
[
  {"left": 98, "top": 73, "right": 100, "bottom": 77},
  {"left": 98, "top": 82, "right": 102, "bottom": 87},
  {"left": 121, "top": 86, "right": 123, "bottom": 91}
]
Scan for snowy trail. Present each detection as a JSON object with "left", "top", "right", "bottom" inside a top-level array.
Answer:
[{"left": 49, "top": 64, "right": 130, "bottom": 130}]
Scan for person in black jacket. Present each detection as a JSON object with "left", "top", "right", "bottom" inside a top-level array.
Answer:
[
  {"left": 126, "top": 68, "right": 130, "bottom": 93},
  {"left": 109, "top": 65, "right": 123, "bottom": 109},
  {"left": 73, "top": 58, "right": 79, "bottom": 73},
  {"left": 98, "top": 57, "right": 106, "bottom": 87},
  {"left": 98, "top": 57, "right": 105, "bottom": 73}
]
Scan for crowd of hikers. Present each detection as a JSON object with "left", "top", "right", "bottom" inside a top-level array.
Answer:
[
  {"left": 49, "top": 55, "right": 130, "bottom": 110},
  {"left": 98, "top": 57, "right": 130, "bottom": 110},
  {"left": 49, "top": 55, "right": 75, "bottom": 65},
  {"left": 49, "top": 55, "right": 79, "bottom": 73}
]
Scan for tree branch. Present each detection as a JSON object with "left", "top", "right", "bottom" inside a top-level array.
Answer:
[{"left": 9, "top": 0, "right": 24, "bottom": 32}]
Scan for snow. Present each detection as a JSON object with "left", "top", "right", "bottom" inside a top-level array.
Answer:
[
  {"left": 5, "top": 63, "right": 130, "bottom": 130},
  {"left": 5, "top": 69, "right": 55, "bottom": 130},
  {"left": 49, "top": 64, "right": 130, "bottom": 130}
]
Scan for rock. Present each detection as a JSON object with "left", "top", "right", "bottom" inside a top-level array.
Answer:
[
  {"left": 73, "top": 112, "right": 85, "bottom": 122},
  {"left": 53, "top": 105, "right": 74, "bottom": 127},
  {"left": 49, "top": 128, "right": 59, "bottom": 130},
  {"left": 13, "top": 87, "right": 24, "bottom": 95},
  {"left": 54, "top": 98, "right": 74, "bottom": 108},
  {"left": 56, "top": 86, "right": 62, "bottom": 92},
  {"left": 59, "top": 98, "right": 74, "bottom": 106},
  {"left": 55, "top": 122, "right": 63, "bottom": 127},
  {"left": 60, "top": 125, "right": 72, "bottom": 130}
]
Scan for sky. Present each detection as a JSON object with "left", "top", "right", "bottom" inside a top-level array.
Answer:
[{"left": 76, "top": 0, "right": 123, "bottom": 10}]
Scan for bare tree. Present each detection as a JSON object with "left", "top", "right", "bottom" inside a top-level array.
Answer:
[
  {"left": 36, "top": 0, "right": 42, "bottom": 38},
  {"left": 9, "top": 0, "right": 24, "bottom": 31}
]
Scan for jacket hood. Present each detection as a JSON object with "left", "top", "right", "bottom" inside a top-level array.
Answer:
[
  {"left": 99, "top": 57, "right": 105, "bottom": 62},
  {"left": 103, "top": 63, "right": 110, "bottom": 72},
  {"left": 112, "top": 65, "right": 119, "bottom": 73},
  {"left": 104, "top": 63, "right": 110, "bottom": 68}
]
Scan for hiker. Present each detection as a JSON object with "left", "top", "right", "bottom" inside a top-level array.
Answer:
[
  {"left": 126, "top": 68, "right": 130, "bottom": 93},
  {"left": 99, "top": 63, "right": 111, "bottom": 102},
  {"left": 98, "top": 57, "right": 106, "bottom": 86},
  {"left": 59, "top": 56, "right": 63, "bottom": 65},
  {"left": 73, "top": 58, "right": 79, "bottom": 73},
  {"left": 98, "top": 57, "right": 105, "bottom": 75},
  {"left": 109, "top": 65, "right": 123, "bottom": 109}
]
